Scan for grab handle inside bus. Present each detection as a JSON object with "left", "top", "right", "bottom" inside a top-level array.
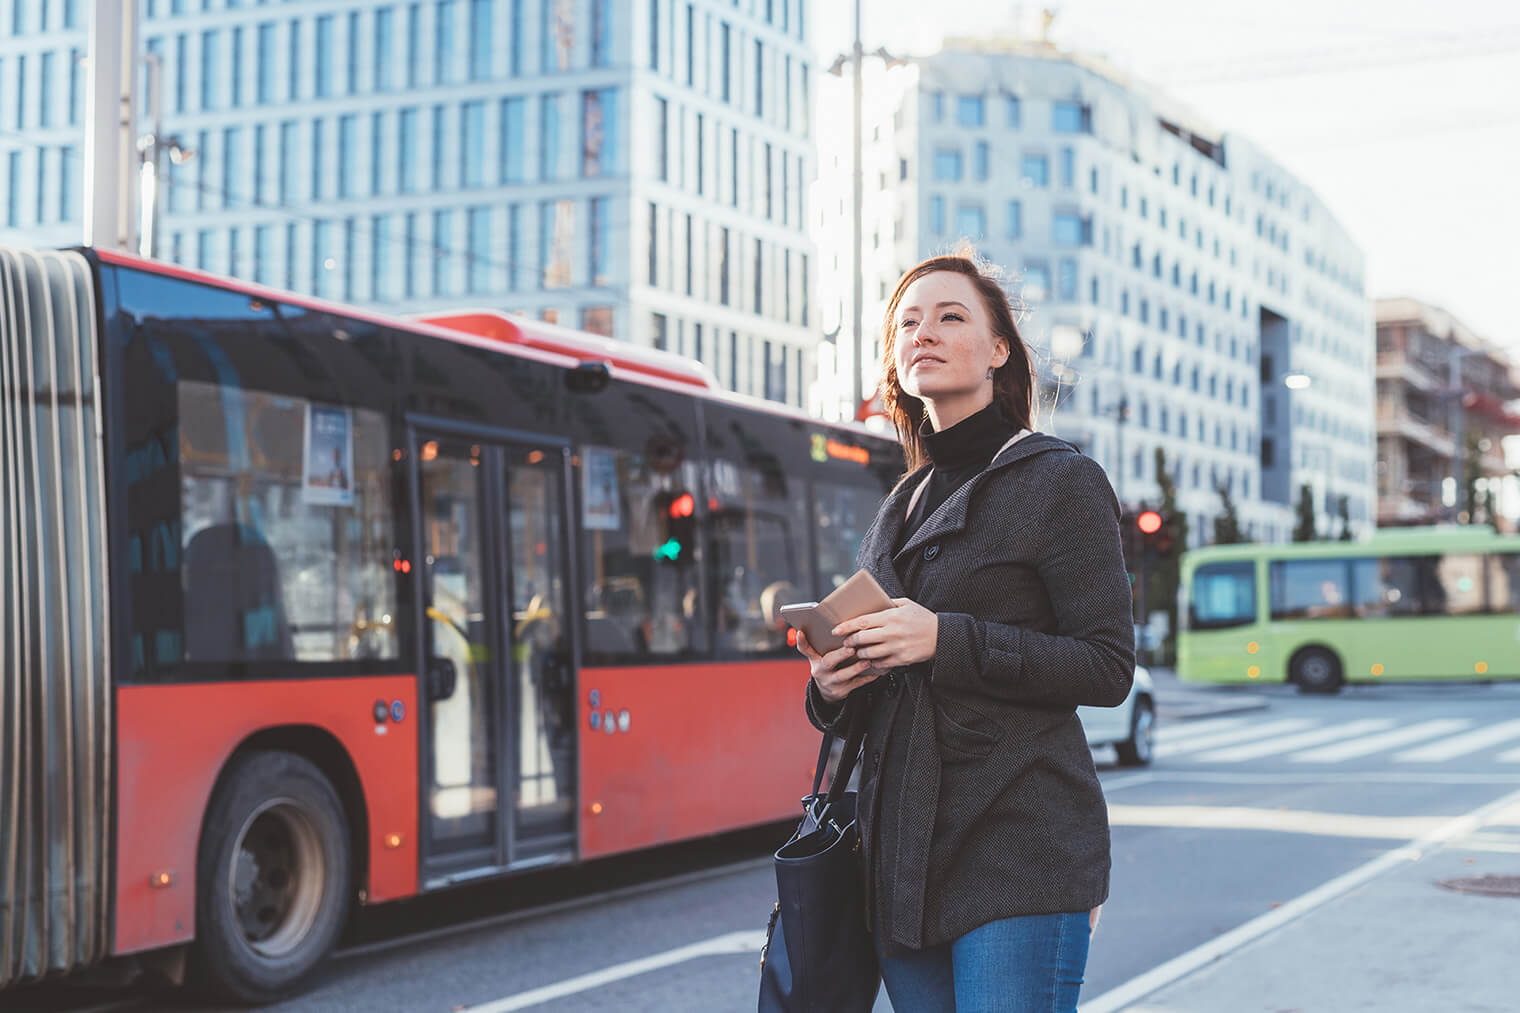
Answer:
[{"left": 426, "top": 657, "right": 458, "bottom": 701}]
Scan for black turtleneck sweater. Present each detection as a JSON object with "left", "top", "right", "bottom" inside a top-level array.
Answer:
[{"left": 895, "top": 402, "right": 1018, "bottom": 553}]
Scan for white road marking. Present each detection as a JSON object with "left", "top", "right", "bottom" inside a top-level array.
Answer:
[
  {"left": 1290, "top": 718, "right": 1471, "bottom": 763},
  {"left": 458, "top": 930, "right": 766, "bottom": 1012},
  {"left": 1079, "top": 784, "right": 1520, "bottom": 1013},
  {"left": 1154, "top": 718, "right": 1314, "bottom": 758},
  {"left": 1106, "top": 803, "right": 1442, "bottom": 839},
  {"left": 1395, "top": 718, "right": 1520, "bottom": 762},
  {"left": 1151, "top": 715, "right": 1254, "bottom": 743},
  {"left": 1499, "top": 745, "right": 1520, "bottom": 763},
  {"left": 1188, "top": 718, "right": 1394, "bottom": 763}
]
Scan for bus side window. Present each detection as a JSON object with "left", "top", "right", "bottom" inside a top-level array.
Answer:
[
  {"left": 706, "top": 459, "right": 809, "bottom": 657},
  {"left": 578, "top": 444, "right": 704, "bottom": 663},
  {"left": 1270, "top": 560, "right": 1352, "bottom": 620},
  {"left": 1433, "top": 554, "right": 1485, "bottom": 616},
  {"left": 1189, "top": 561, "right": 1256, "bottom": 630},
  {"left": 812, "top": 480, "right": 880, "bottom": 599},
  {"left": 1489, "top": 552, "right": 1520, "bottom": 614}
]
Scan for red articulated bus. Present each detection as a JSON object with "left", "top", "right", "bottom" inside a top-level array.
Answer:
[{"left": 0, "top": 247, "right": 900, "bottom": 1002}]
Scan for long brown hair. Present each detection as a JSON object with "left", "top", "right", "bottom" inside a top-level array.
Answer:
[{"left": 880, "top": 249, "right": 1037, "bottom": 473}]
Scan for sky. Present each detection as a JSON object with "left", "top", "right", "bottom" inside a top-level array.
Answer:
[{"left": 816, "top": 0, "right": 1520, "bottom": 356}]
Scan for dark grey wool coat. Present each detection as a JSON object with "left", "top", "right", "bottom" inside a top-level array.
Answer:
[{"left": 806, "top": 432, "right": 1135, "bottom": 952}]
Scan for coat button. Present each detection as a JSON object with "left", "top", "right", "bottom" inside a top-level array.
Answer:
[{"left": 924, "top": 544, "right": 939, "bottom": 561}]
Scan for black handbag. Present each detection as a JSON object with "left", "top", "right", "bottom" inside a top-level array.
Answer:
[{"left": 758, "top": 707, "right": 880, "bottom": 1012}]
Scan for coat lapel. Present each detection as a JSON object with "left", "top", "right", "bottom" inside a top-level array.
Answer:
[{"left": 891, "top": 433, "right": 1070, "bottom": 563}]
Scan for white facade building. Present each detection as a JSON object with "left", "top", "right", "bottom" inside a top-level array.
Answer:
[
  {"left": 816, "top": 40, "right": 1375, "bottom": 542},
  {"left": 0, "top": 0, "right": 818, "bottom": 407}
]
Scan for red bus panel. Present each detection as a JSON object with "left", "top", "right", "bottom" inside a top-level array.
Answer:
[
  {"left": 113, "top": 677, "right": 418, "bottom": 956},
  {"left": 577, "top": 661, "right": 817, "bottom": 860}
]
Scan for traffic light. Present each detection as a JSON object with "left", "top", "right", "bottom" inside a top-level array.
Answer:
[
  {"left": 653, "top": 491, "right": 696, "bottom": 564},
  {"left": 1136, "top": 509, "right": 1163, "bottom": 554}
]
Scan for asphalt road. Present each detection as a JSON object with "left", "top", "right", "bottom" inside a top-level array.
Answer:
[{"left": 14, "top": 678, "right": 1520, "bottom": 1013}]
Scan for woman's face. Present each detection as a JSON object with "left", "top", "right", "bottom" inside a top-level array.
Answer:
[{"left": 893, "top": 271, "right": 1009, "bottom": 419}]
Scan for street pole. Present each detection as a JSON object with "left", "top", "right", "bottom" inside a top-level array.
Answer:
[
  {"left": 84, "top": 0, "right": 140, "bottom": 252},
  {"left": 142, "top": 51, "right": 163, "bottom": 258},
  {"left": 849, "top": 0, "right": 864, "bottom": 421},
  {"left": 1449, "top": 343, "right": 1466, "bottom": 523}
]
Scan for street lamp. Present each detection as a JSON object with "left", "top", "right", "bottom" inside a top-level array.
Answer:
[{"left": 825, "top": 4, "right": 907, "bottom": 423}]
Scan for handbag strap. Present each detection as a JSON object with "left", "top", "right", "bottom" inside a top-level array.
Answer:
[{"left": 809, "top": 702, "right": 869, "bottom": 804}]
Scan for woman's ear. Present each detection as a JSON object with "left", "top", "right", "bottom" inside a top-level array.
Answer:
[{"left": 994, "top": 338, "right": 1011, "bottom": 369}]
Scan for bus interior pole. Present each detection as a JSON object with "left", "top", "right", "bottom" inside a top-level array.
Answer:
[
  {"left": 84, "top": 0, "right": 140, "bottom": 252},
  {"left": 850, "top": 0, "right": 864, "bottom": 420}
]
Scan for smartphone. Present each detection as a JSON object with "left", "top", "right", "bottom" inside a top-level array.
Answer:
[{"left": 780, "top": 570, "right": 895, "bottom": 655}]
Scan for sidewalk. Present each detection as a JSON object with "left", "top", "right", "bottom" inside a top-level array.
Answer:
[
  {"left": 1088, "top": 789, "right": 1520, "bottom": 1012},
  {"left": 1145, "top": 665, "right": 1269, "bottom": 724}
]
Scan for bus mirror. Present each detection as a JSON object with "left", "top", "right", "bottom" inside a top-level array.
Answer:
[
  {"left": 565, "top": 360, "right": 612, "bottom": 394},
  {"left": 426, "top": 657, "right": 458, "bottom": 701}
]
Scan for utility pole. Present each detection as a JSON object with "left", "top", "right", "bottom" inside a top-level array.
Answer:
[
  {"left": 849, "top": 0, "right": 865, "bottom": 421},
  {"left": 84, "top": 0, "right": 140, "bottom": 252},
  {"left": 1449, "top": 342, "right": 1467, "bottom": 523}
]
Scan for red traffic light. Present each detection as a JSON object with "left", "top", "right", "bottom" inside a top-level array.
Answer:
[
  {"left": 1136, "top": 510, "right": 1163, "bottom": 535},
  {"left": 668, "top": 492, "right": 695, "bottom": 518}
]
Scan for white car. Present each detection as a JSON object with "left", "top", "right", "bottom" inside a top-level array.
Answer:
[{"left": 1079, "top": 665, "right": 1156, "bottom": 766}]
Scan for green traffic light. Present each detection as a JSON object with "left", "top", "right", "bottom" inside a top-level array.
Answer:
[{"left": 653, "top": 538, "right": 682, "bottom": 561}]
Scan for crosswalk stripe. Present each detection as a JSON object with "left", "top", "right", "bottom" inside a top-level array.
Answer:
[
  {"left": 1189, "top": 719, "right": 1395, "bottom": 763},
  {"left": 1289, "top": 718, "right": 1472, "bottom": 763},
  {"left": 1498, "top": 746, "right": 1520, "bottom": 763},
  {"left": 1393, "top": 718, "right": 1520, "bottom": 762},
  {"left": 1155, "top": 719, "right": 1315, "bottom": 759},
  {"left": 1153, "top": 716, "right": 1253, "bottom": 743}
]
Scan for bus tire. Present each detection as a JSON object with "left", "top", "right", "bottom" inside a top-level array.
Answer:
[
  {"left": 1115, "top": 696, "right": 1156, "bottom": 767},
  {"left": 192, "top": 749, "right": 352, "bottom": 1004},
  {"left": 1291, "top": 647, "right": 1344, "bottom": 695}
]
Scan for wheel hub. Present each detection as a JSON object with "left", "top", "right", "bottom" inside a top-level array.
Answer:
[{"left": 229, "top": 801, "right": 326, "bottom": 958}]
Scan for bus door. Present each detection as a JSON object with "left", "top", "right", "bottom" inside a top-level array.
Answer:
[{"left": 411, "top": 427, "right": 578, "bottom": 879}]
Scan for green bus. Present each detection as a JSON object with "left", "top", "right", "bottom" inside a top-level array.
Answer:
[{"left": 1178, "top": 527, "right": 1520, "bottom": 694}]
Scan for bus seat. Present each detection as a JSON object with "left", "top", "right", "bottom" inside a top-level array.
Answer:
[{"left": 183, "top": 523, "right": 295, "bottom": 662}]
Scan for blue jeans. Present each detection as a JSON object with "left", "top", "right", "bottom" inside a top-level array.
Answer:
[{"left": 878, "top": 911, "right": 1090, "bottom": 1012}]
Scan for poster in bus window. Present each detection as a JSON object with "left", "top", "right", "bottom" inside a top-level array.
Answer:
[
  {"left": 582, "top": 446, "right": 621, "bottom": 531},
  {"left": 302, "top": 403, "right": 354, "bottom": 507}
]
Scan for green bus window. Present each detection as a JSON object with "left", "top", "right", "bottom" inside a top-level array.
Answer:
[
  {"left": 1189, "top": 561, "right": 1256, "bottom": 630},
  {"left": 1270, "top": 559, "right": 1352, "bottom": 620},
  {"left": 1489, "top": 552, "right": 1520, "bottom": 614},
  {"left": 1350, "top": 558, "right": 1387, "bottom": 617},
  {"left": 1434, "top": 554, "right": 1486, "bottom": 615}
]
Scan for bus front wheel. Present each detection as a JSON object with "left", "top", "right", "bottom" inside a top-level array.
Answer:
[
  {"left": 193, "top": 750, "right": 352, "bottom": 1004},
  {"left": 1291, "top": 647, "right": 1344, "bottom": 695}
]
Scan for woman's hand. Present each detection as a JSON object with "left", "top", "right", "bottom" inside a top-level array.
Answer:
[
  {"left": 797, "top": 631, "right": 884, "bottom": 704},
  {"left": 832, "top": 598, "right": 939, "bottom": 670}
]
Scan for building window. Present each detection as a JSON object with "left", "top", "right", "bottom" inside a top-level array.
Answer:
[
  {"left": 654, "top": 96, "right": 669, "bottom": 181},
  {"left": 753, "top": 238, "right": 763, "bottom": 313},
  {"left": 647, "top": 201, "right": 659, "bottom": 286},
  {"left": 933, "top": 148, "right": 963, "bottom": 182},
  {"left": 1022, "top": 262, "right": 1049, "bottom": 302},
  {"left": 545, "top": 0, "right": 576, "bottom": 72},
  {"left": 314, "top": 16, "right": 333, "bottom": 97},
  {"left": 500, "top": 97, "right": 526, "bottom": 183},
  {"left": 1006, "top": 200, "right": 1022, "bottom": 239},
  {"left": 1052, "top": 211, "right": 1083, "bottom": 246},
  {"left": 929, "top": 195, "right": 945, "bottom": 235},
  {"left": 1057, "top": 257, "right": 1077, "bottom": 301},
  {"left": 955, "top": 203, "right": 985, "bottom": 239},
  {"left": 929, "top": 90, "right": 944, "bottom": 122},
  {"left": 754, "top": 39, "right": 764, "bottom": 117},
  {"left": 973, "top": 142, "right": 989, "bottom": 182},
  {"left": 649, "top": 0, "right": 660, "bottom": 71},
  {"left": 458, "top": 102, "right": 485, "bottom": 188},
  {"left": 580, "top": 306, "right": 613, "bottom": 337},
  {"left": 468, "top": 0, "right": 491, "bottom": 80},
  {"left": 1052, "top": 100, "right": 1090, "bottom": 133},
  {"left": 956, "top": 94, "right": 984, "bottom": 126},
  {"left": 1020, "top": 154, "right": 1048, "bottom": 187},
  {"left": 582, "top": 88, "right": 617, "bottom": 177},
  {"left": 588, "top": 197, "right": 609, "bottom": 286},
  {"left": 720, "top": 21, "right": 731, "bottom": 102},
  {"left": 719, "top": 226, "right": 730, "bottom": 305},
  {"left": 1059, "top": 147, "right": 1074, "bottom": 188},
  {"left": 540, "top": 92, "right": 561, "bottom": 180},
  {"left": 541, "top": 198, "right": 574, "bottom": 288},
  {"left": 1004, "top": 93, "right": 1020, "bottom": 126},
  {"left": 431, "top": 210, "right": 453, "bottom": 296}
]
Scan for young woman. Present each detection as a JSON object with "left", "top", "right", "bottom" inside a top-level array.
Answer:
[{"left": 797, "top": 251, "right": 1135, "bottom": 1012}]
